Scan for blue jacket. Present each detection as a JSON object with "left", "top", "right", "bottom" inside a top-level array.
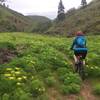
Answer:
[{"left": 71, "top": 36, "right": 88, "bottom": 52}]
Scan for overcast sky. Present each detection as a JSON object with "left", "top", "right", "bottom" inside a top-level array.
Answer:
[{"left": 6, "top": 0, "right": 92, "bottom": 19}]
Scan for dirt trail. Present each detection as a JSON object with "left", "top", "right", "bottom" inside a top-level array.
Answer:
[
  {"left": 48, "top": 88, "right": 62, "bottom": 100},
  {"left": 48, "top": 80, "right": 99, "bottom": 100},
  {"left": 80, "top": 80, "right": 99, "bottom": 100},
  {"left": 66, "top": 80, "right": 99, "bottom": 100}
]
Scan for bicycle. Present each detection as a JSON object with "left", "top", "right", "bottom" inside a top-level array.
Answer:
[{"left": 74, "top": 54, "right": 85, "bottom": 80}]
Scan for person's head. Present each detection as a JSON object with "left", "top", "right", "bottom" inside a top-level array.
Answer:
[{"left": 76, "top": 31, "right": 84, "bottom": 36}]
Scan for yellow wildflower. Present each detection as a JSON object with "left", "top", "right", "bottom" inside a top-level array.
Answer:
[
  {"left": 22, "top": 76, "right": 27, "bottom": 79},
  {"left": 67, "top": 77, "right": 70, "bottom": 79},
  {"left": 15, "top": 67, "right": 20, "bottom": 70},
  {"left": 8, "top": 77, "right": 15, "bottom": 80},
  {"left": 42, "top": 88, "right": 45, "bottom": 92},
  {"left": 32, "top": 76, "right": 34, "bottom": 79},
  {"left": 17, "top": 82, "right": 21, "bottom": 85},
  {"left": 15, "top": 71, "right": 21, "bottom": 75},
  {"left": 4, "top": 74, "right": 11, "bottom": 77},
  {"left": 30, "top": 61, "right": 35, "bottom": 64},
  {"left": 6, "top": 68, "right": 12, "bottom": 71},
  {"left": 91, "top": 67, "right": 94, "bottom": 69},
  {"left": 17, "top": 77, "right": 22, "bottom": 81},
  {"left": 95, "top": 66, "right": 98, "bottom": 69},
  {"left": 86, "top": 65, "right": 89, "bottom": 68},
  {"left": 39, "top": 88, "right": 41, "bottom": 91}
]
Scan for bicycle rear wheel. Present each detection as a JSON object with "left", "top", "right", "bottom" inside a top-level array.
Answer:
[{"left": 79, "top": 63, "right": 85, "bottom": 80}]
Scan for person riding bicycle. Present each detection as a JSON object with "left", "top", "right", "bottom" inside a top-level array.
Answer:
[{"left": 70, "top": 31, "right": 88, "bottom": 66}]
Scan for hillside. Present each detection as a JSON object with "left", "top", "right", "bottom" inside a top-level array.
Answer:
[
  {"left": 0, "top": 5, "right": 51, "bottom": 32},
  {"left": 0, "top": 4, "right": 33, "bottom": 32},
  {"left": 0, "top": 32, "right": 100, "bottom": 99},
  {"left": 27, "top": 15, "right": 50, "bottom": 24},
  {"left": 47, "top": 0, "right": 100, "bottom": 35},
  {"left": 27, "top": 15, "right": 52, "bottom": 33}
]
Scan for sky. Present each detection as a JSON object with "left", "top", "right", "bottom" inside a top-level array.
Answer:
[{"left": 6, "top": 0, "right": 92, "bottom": 19}]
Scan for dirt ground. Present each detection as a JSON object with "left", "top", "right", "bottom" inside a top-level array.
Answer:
[
  {"left": 48, "top": 80, "right": 100, "bottom": 100},
  {"left": 0, "top": 48, "right": 17, "bottom": 64}
]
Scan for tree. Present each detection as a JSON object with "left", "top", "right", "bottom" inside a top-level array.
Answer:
[
  {"left": 0, "top": 0, "right": 6, "bottom": 4},
  {"left": 81, "top": 0, "right": 87, "bottom": 7},
  {"left": 57, "top": 0, "right": 65, "bottom": 21}
]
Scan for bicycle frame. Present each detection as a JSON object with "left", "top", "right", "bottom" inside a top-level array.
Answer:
[
  {"left": 76, "top": 55, "right": 85, "bottom": 80},
  {"left": 77, "top": 55, "right": 83, "bottom": 63}
]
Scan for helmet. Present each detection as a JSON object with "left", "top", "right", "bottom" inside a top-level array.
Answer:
[{"left": 76, "top": 31, "right": 84, "bottom": 36}]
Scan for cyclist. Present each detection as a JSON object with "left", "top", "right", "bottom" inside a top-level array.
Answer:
[{"left": 70, "top": 31, "right": 88, "bottom": 67}]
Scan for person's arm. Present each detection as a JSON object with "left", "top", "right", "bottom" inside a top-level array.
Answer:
[{"left": 70, "top": 38, "right": 76, "bottom": 50}]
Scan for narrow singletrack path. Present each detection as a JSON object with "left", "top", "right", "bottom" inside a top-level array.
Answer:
[
  {"left": 48, "top": 80, "right": 99, "bottom": 100},
  {"left": 79, "top": 80, "right": 99, "bottom": 100}
]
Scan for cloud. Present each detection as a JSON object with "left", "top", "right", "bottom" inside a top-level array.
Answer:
[{"left": 7, "top": 0, "right": 92, "bottom": 19}]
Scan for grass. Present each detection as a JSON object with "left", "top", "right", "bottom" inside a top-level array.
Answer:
[{"left": 0, "top": 32, "right": 100, "bottom": 99}]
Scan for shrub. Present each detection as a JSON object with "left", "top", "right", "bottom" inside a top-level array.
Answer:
[
  {"left": 86, "top": 65, "right": 100, "bottom": 77},
  {"left": 0, "top": 42, "right": 16, "bottom": 50},
  {"left": 63, "top": 73, "right": 82, "bottom": 85},
  {"left": 60, "top": 84, "right": 70, "bottom": 94},
  {"left": 57, "top": 67, "right": 70, "bottom": 77},
  {"left": 30, "top": 79, "right": 45, "bottom": 97},
  {"left": 68, "top": 83, "right": 81, "bottom": 94},
  {"left": 8, "top": 56, "right": 35, "bottom": 69},
  {"left": 93, "top": 84, "right": 100, "bottom": 95},
  {"left": 0, "top": 77, "right": 17, "bottom": 97},
  {"left": 39, "top": 69, "right": 52, "bottom": 78},
  {"left": 32, "top": 21, "right": 52, "bottom": 33},
  {"left": 57, "top": 71, "right": 81, "bottom": 85},
  {"left": 44, "top": 76, "right": 56, "bottom": 87},
  {"left": 40, "top": 47, "right": 68, "bottom": 70},
  {"left": 10, "top": 88, "right": 32, "bottom": 100},
  {"left": 60, "top": 83, "right": 80, "bottom": 95},
  {"left": 2, "top": 93, "right": 10, "bottom": 100},
  {"left": 33, "top": 93, "right": 49, "bottom": 100}
]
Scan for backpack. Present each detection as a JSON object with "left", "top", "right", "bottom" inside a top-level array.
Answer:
[{"left": 76, "top": 36, "right": 86, "bottom": 47}]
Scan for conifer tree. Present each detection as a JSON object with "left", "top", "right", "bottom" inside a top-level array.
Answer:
[
  {"left": 0, "top": 0, "right": 6, "bottom": 5},
  {"left": 57, "top": 0, "right": 65, "bottom": 21},
  {"left": 81, "top": 0, "right": 87, "bottom": 7}
]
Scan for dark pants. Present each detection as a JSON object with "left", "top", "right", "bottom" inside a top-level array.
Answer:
[{"left": 74, "top": 50, "right": 87, "bottom": 59}]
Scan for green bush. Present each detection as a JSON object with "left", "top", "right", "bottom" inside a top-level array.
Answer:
[
  {"left": 58, "top": 72, "right": 81, "bottom": 95},
  {"left": 0, "top": 42, "right": 16, "bottom": 50},
  {"left": 10, "top": 88, "right": 32, "bottom": 100},
  {"left": 57, "top": 71, "right": 81, "bottom": 85},
  {"left": 60, "top": 84, "right": 70, "bottom": 94},
  {"left": 39, "top": 69, "right": 52, "bottom": 78},
  {"left": 8, "top": 56, "right": 35, "bottom": 69},
  {"left": 68, "top": 83, "right": 81, "bottom": 94},
  {"left": 60, "top": 83, "right": 80, "bottom": 94},
  {"left": 0, "top": 77, "right": 17, "bottom": 98},
  {"left": 86, "top": 65, "right": 100, "bottom": 77},
  {"left": 57, "top": 67, "right": 71, "bottom": 77},
  {"left": 40, "top": 47, "right": 68, "bottom": 70},
  {"left": 2, "top": 93, "right": 10, "bottom": 100},
  {"left": 44, "top": 76, "right": 56, "bottom": 87},
  {"left": 33, "top": 93, "right": 49, "bottom": 100},
  {"left": 30, "top": 79, "right": 45, "bottom": 97},
  {"left": 35, "top": 60, "right": 49, "bottom": 71},
  {"left": 63, "top": 73, "right": 81, "bottom": 85},
  {"left": 93, "top": 84, "right": 100, "bottom": 95},
  {"left": 32, "top": 21, "right": 52, "bottom": 33}
]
